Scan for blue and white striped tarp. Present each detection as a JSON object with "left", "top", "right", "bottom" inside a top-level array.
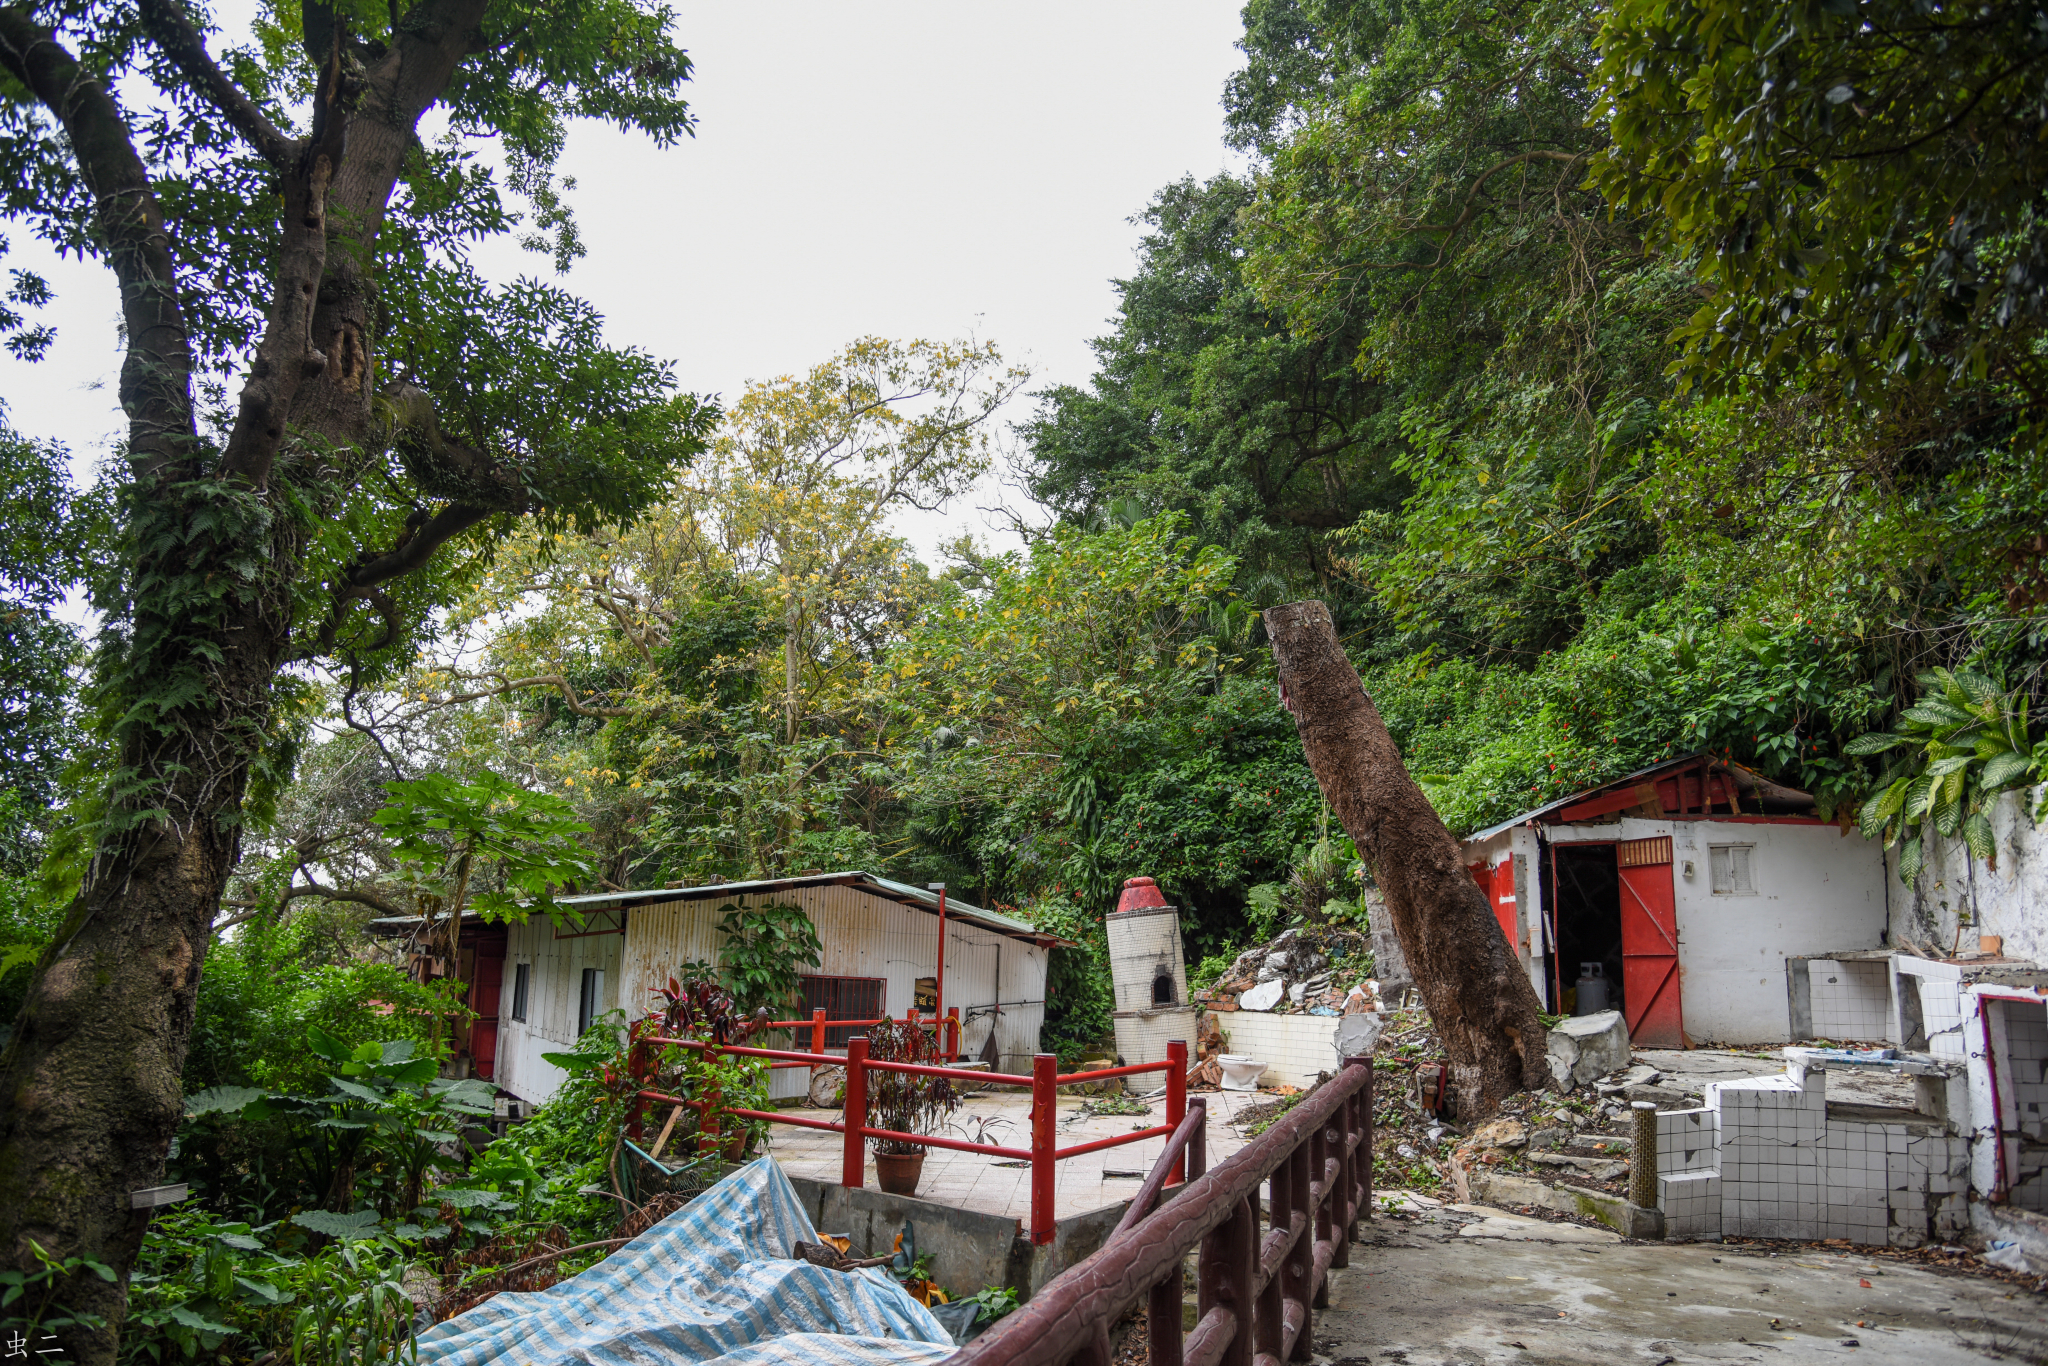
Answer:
[{"left": 417, "top": 1157, "right": 956, "bottom": 1366}]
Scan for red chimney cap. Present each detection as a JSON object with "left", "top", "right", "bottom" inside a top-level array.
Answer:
[{"left": 1114, "top": 876, "right": 1170, "bottom": 914}]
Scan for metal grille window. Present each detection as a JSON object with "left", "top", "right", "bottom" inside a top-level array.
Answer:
[
  {"left": 798, "top": 975, "right": 885, "bottom": 1047},
  {"left": 1709, "top": 844, "right": 1756, "bottom": 896},
  {"left": 510, "top": 963, "right": 530, "bottom": 1022}
]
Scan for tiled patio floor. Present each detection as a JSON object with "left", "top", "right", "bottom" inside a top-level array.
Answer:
[{"left": 759, "top": 1086, "right": 1279, "bottom": 1223}]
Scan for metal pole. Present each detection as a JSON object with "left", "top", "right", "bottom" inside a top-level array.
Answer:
[
  {"left": 1166, "top": 1039, "right": 1188, "bottom": 1184},
  {"left": 1031, "top": 1053, "right": 1058, "bottom": 1245},
  {"left": 929, "top": 881, "right": 948, "bottom": 1032},
  {"left": 843, "top": 1037, "right": 869, "bottom": 1190}
]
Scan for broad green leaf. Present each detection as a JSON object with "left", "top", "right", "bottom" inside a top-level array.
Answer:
[
  {"left": 542, "top": 1051, "right": 605, "bottom": 1072},
  {"left": 306, "top": 1025, "right": 352, "bottom": 1063},
  {"left": 1842, "top": 731, "right": 1904, "bottom": 755},
  {"left": 1980, "top": 751, "right": 2033, "bottom": 789},
  {"left": 184, "top": 1086, "right": 267, "bottom": 1118},
  {"left": 167, "top": 1306, "right": 235, "bottom": 1334},
  {"left": 1899, "top": 837, "right": 1923, "bottom": 886},
  {"left": 289, "top": 1209, "right": 382, "bottom": 1239},
  {"left": 1963, "top": 813, "right": 1995, "bottom": 859}
]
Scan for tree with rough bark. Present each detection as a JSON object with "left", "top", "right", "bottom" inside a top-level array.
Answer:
[
  {"left": 0, "top": 0, "right": 712, "bottom": 1354},
  {"left": 1264, "top": 600, "right": 1549, "bottom": 1117}
]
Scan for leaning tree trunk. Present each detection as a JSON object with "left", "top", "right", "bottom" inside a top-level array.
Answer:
[{"left": 1264, "top": 601, "right": 1550, "bottom": 1117}]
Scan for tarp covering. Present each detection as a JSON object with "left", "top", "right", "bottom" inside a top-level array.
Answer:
[{"left": 417, "top": 1157, "right": 956, "bottom": 1366}]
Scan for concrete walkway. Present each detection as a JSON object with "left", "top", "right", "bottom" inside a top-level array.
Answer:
[
  {"left": 1322, "top": 1195, "right": 2044, "bottom": 1364},
  {"left": 760, "top": 1086, "right": 1271, "bottom": 1223}
]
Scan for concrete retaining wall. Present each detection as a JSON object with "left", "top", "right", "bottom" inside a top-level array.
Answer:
[
  {"left": 1890, "top": 784, "right": 2048, "bottom": 965},
  {"left": 782, "top": 1173, "right": 1129, "bottom": 1301}
]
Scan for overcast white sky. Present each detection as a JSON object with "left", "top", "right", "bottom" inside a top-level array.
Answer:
[{"left": 0, "top": 2, "right": 1251, "bottom": 562}]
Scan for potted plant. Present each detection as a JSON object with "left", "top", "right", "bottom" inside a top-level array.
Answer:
[{"left": 865, "top": 1018, "right": 959, "bottom": 1196}]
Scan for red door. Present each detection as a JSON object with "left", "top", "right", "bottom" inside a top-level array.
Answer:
[
  {"left": 1490, "top": 859, "right": 1518, "bottom": 949},
  {"left": 470, "top": 939, "right": 506, "bottom": 1080},
  {"left": 1468, "top": 863, "right": 1516, "bottom": 946},
  {"left": 1617, "top": 837, "right": 1683, "bottom": 1048}
]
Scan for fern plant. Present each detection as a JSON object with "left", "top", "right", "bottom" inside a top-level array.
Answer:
[{"left": 1848, "top": 669, "right": 2045, "bottom": 883}]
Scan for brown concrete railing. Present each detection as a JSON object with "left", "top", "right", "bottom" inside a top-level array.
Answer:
[{"left": 946, "top": 1055, "right": 1374, "bottom": 1366}]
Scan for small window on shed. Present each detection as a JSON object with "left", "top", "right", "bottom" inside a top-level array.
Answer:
[
  {"left": 577, "top": 967, "right": 605, "bottom": 1037},
  {"left": 510, "top": 963, "right": 530, "bottom": 1022},
  {"left": 1151, "top": 971, "right": 1176, "bottom": 1006},
  {"left": 1709, "top": 844, "right": 1756, "bottom": 896}
]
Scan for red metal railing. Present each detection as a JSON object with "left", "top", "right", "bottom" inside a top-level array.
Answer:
[
  {"left": 632, "top": 1008, "right": 1189, "bottom": 1245},
  {"left": 946, "top": 1056, "right": 1373, "bottom": 1366}
]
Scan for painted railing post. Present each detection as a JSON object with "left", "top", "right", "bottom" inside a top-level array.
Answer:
[
  {"left": 698, "top": 1060, "right": 722, "bottom": 1156},
  {"left": 1165, "top": 1039, "right": 1188, "bottom": 1184},
  {"left": 842, "top": 1037, "right": 869, "bottom": 1190},
  {"left": 946, "top": 1006, "right": 961, "bottom": 1061},
  {"left": 812, "top": 1007, "right": 827, "bottom": 1058},
  {"left": 1030, "top": 1052, "right": 1058, "bottom": 1246},
  {"left": 1198, "top": 1195, "right": 1255, "bottom": 1366}
]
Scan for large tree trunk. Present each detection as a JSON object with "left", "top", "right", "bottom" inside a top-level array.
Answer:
[
  {"left": 0, "top": 5, "right": 486, "bottom": 1361},
  {"left": 1264, "top": 601, "right": 1549, "bottom": 1117}
]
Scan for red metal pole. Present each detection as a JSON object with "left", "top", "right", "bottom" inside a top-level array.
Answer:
[
  {"left": 1030, "top": 1052, "right": 1057, "bottom": 1246},
  {"left": 842, "top": 1036, "right": 869, "bottom": 1189},
  {"left": 812, "top": 1006, "right": 826, "bottom": 1057},
  {"left": 947, "top": 1006, "right": 960, "bottom": 1062},
  {"left": 1166, "top": 1039, "right": 1188, "bottom": 1185},
  {"left": 933, "top": 882, "right": 948, "bottom": 1030}
]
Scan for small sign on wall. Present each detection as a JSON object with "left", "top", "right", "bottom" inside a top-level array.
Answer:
[{"left": 914, "top": 977, "right": 937, "bottom": 1011}]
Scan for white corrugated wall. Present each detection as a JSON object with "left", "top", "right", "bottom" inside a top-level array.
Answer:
[
  {"left": 617, "top": 886, "right": 1052, "bottom": 1089},
  {"left": 495, "top": 916, "right": 624, "bottom": 1108}
]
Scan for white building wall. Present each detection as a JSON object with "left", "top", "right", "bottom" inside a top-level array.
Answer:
[
  {"left": 1651, "top": 818, "right": 1887, "bottom": 1045},
  {"left": 617, "top": 886, "right": 1050, "bottom": 1081},
  {"left": 1890, "top": 785, "right": 2048, "bottom": 964},
  {"left": 495, "top": 916, "right": 624, "bottom": 1109}
]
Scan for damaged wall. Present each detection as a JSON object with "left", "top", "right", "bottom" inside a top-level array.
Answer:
[{"left": 1889, "top": 784, "right": 2048, "bottom": 964}]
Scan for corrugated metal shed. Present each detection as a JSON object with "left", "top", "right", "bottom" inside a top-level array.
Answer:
[
  {"left": 617, "top": 881, "right": 1050, "bottom": 1092},
  {"left": 382, "top": 871, "right": 1061, "bottom": 1107}
]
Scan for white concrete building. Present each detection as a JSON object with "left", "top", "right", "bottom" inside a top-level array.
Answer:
[{"left": 1457, "top": 755, "right": 1890, "bottom": 1048}]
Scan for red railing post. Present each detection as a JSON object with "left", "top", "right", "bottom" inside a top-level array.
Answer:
[
  {"left": 1030, "top": 1052, "right": 1058, "bottom": 1246},
  {"left": 1165, "top": 1039, "right": 1188, "bottom": 1184},
  {"left": 842, "top": 1036, "right": 869, "bottom": 1189},
  {"left": 812, "top": 1007, "right": 826, "bottom": 1058},
  {"left": 698, "top": 1063, "right": 722, "bottom": 1156},
  {"left": 946, "top": 1006, "right": 961, "bottom": 1061}
]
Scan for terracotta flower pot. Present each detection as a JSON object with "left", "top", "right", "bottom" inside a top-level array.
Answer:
[
  {"left": 874, "top": 1149, "right": 926, "bottom": 1196},
  {"left": 722, "top": 1130, "right": 747, "bottom": 1162}
]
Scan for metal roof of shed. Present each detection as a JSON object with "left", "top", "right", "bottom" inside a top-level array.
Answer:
[
  {"left": 365, "top": 869, "right": 1069, "bottom": 947},
  {"left": 1461, "top": 753, "right": 1820, "bottom": 844}
]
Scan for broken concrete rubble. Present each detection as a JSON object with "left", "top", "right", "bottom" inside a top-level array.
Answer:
[{"left": 1545, "top": 1010, "right": 1631, "bottom": 1090}]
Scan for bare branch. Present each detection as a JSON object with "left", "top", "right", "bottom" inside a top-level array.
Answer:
[
  {"left": 137, "top": 0, "right": 294, "bottom": 169},
  {"left": 425, "top": 671, "right": 639, "bottom": 718}
]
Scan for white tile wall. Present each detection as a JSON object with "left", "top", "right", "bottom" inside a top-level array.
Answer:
[
  {"left": 1897, "top": 958, "right": 1968, "bottom": 1061},
  {"left": 1660, "top": 1171, "right": 1721, "bottom": 1239},
  {"left": 1672, "top": 1062, "right": 1969, "bottom": 1247},
  {"left": 2005, "top": 1002, "right": 2048, "bottom": 1212},
  {"left": 1808, "top": 959, "right": 1893, "bottom": 1041},
  {"left": 1210, "top": 1010, "right": 1343, "bottom": 1090},
  {"left": 1656, "top": 1108, "right": 1720, "bottom": 1174}
]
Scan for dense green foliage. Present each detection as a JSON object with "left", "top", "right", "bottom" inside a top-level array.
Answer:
[{"left": 5, "top": 0, "right": 2048, "bottom": 1351}]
